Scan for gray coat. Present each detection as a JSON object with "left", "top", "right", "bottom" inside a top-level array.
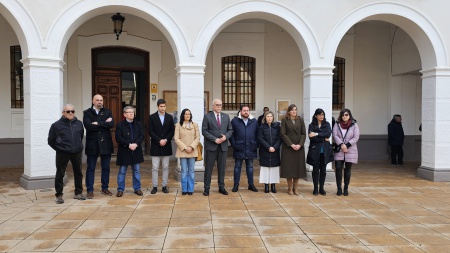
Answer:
[
  {"left": 280, "top": 117, "right": 307, "bottom": 178},
  {"left": 202, "top": 111, "right": 233, "bottom": 152}
]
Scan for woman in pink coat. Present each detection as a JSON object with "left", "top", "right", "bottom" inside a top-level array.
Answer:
[{"left": 333, "top": 109, "right": 360, "bottom": 196}]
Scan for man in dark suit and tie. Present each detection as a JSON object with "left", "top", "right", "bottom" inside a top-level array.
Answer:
[
  {"left": 202, "top": 98, "right": 233, "bottom": 196},
  {"left": 148, "top": 99, "right": 175, "bottom": 194}
]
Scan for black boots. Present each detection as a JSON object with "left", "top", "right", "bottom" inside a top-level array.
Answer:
[
  {"left": 271, "top": 184, "right": 277, "bottom": 193},
  {"left": 337, "top": 186, "right": 342, "bottom": 196},
  {"left": 264, "top": 184, "right": 269, "bottom": 193},
  {"left": 232, "top": 184, "right": 239, "bottom": 192},
  {"left": 336, "top": 165, "right": 351, "bottom": 196},
  {"left": 248, "top": 184, "right": 258, "bottom": 192}
]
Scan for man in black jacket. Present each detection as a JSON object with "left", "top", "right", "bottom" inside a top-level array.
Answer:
[
  {"left": 148, "top": 99, "right": 174, "bottom": 194},
  {"left": 388, "top": 114, "right": 405, "bottom": 166},
  {"left": 48, "top": 104, "right": 86, "bottom": 204},
  {"left": 83, "top": 95, "right": 114, "bottom": 198}
]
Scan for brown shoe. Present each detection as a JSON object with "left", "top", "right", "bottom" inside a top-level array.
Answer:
[
  {"left": 86, "top": 192, "right": 94, "bottom": 199},
  {"left": 101, "top": 189, "right": 113, "bottom": 196},
  {"left": 134, "top": 190, "right": 143, "bottom": 196},
  {"left": 116, "top": 191, "right": 123, "bottom": 197}
]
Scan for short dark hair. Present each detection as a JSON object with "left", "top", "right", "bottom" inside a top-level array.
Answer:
[
  {"left": 263, "top": 107, "right": 269, "bottom": 111},
  {"left": 240, "top": 104, "right": 249, "bottom": 111},
  {"left": 157, "top": 99, "right": 166, "bottom": 106}
]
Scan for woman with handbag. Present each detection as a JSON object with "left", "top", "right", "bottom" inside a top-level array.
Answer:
[
  {"left": 280, "top": 104, "right": 307, "bottom": 195},
  {"left": 333, "top": 108, "right": 360, "bottom": 196},
  {"left": 258, "top": 111, "right": 282, "bottom": 193},
  {"left": 307, "top": 108, "right": 333, "bottom": 196},
  {"left": 174, "top": 108, "right": 200, "bottom": 195}
]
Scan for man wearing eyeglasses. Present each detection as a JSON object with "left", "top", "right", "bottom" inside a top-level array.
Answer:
[
  {"left": 48, "top": 104, "right": 86, "bottom": 204},
  {"left": 202, "top": 98, "right": 233, "bottom": 196},
  {"left": 83, "top": 94, "right": 115, "bottom": 199}
]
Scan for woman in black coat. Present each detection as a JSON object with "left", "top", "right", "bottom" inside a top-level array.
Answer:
[
  {"left": 115, "top": 106, "right": 145, "bottom": 197},
  {"left": 307, "top": 108, "right": 333, "bottom": 196},
  {"left": 258, "top": 111, "right": 282, "bottom": 193}
]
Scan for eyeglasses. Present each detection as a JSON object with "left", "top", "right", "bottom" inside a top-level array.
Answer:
[
  {"left": 215, "top": 104, "right": 222, "bottom": 106},
  {"left": 125, "top": 111, "right": 134, "bottom": 114},
  {"left": 343, "top": 113, "right": 349, "bottom": 116},
  {"left": 64, "top": 110, "right": 75, "bottom": 114}
]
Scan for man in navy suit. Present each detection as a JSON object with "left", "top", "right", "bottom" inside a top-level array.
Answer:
[
  {"left": 202, "top": 98, "right": 233, "bottom": 196},
  {"left": 148, "top": 99, "right": 175, "bottom": 194}
]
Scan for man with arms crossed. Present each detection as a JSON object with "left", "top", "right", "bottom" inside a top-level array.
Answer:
[{"left": 83, "top": 94, "right": 114, "bottom": 198}]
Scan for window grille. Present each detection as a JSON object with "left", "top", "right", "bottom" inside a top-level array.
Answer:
[
  {"left": 10, "top": 45, "right": 23, "bottom": 108},
  {"left": 222, "top": 56, "right": 255, "bottom": 111},
  {"left": 333, "top": 57, "right": 345, "bottom": 110}
]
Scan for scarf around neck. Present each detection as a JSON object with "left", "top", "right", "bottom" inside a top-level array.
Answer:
[{"left": 340, "top": 120, "right": 351, "bottom": 129}]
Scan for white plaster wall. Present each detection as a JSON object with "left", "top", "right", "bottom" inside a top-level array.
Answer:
[
  {"left": 0, "top": 13, "right": 22, "bottom": 138},
  {"left": 392, "top": 27, "right": 421, "bottom": 75},
  {"left": 66, "top": 14, "right": 176, "bottom": 113}
]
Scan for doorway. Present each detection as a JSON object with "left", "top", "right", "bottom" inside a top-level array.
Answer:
[{"left": 92, "top": 47, "right": 150, "bottom": 153}]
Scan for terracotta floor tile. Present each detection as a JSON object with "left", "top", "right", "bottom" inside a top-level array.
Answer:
[
  {"left": 261, "top": 235, "right": 312, "bottom": 247},
  {"left": 163, "top": 235, "right": 214, "bottom": 249},
  {"left": 210, "top": 204, "right": 247, "bottom": 210},
  {"left": 212, "top": 217, "right": 254, "bottom": 226},
  {"left": 163, "top": 249, "right": 215, "bottom": 253},
  {"left": 126, "top": 218, "right": 171, "bottom": 227},
  {"left": 0, "top": 220, "right": 47, "bottom": 230},
  {"left": 332, "top": 216, "right": 379, "bottom": 225},
  {"left": 88, "top": 210, "right": 133, "bottom": 220},
  {"left": 322, "top": 209, "right": 365, "bottom": 217},
  {"left": 215, "top": 248, "right": 268, "bottom": 253},
  {"left": 110, "top": 237, "right": 165, "bottom": 250},
  {"left": 171, "top": 210, "right": 211, "bottom": 218},
  {"left": 166, "top": 226, "right": 212, "bottom": 236},
  {"left": 213, "top": 225, "right": 259, "bottom": 235},
  {"left": 211, "top": 210, "right": 251, "bottom": 219},
  {"left": 317, "top": 245, "right": 373, "bottom": 253},
  {"left": 253, "top": 217, "right": 297, "bottom": 226},
  {"left": 385, "top": 224, "right": 437, "bottom": 234},
  {"left": 248, "top": 210, "right": 289, "bottom": 217},
  {"left": 79, "top": 219, "right": 128, "bottom": 228},
  {"left": 0, "top": 229, "right": 35, "bottom": 240},
  {"left": 308, "top": 234, "right": 362, "bottom": 246},
  {"left": 70, "top": 227, "right": 122, "bottom": 238},
  {"left": 214, "top": 235, "right": 265, "bottom": 248},
  {"left": 342, "top": 225, "right": 392, "bottom": 234},
  {"left": 300, "top": 224, "right": 347, "bottom": 234},
  {"left": 257, "top": 225, "right": 303, "bottom": 235},
  {"left": 400, "top": 234, "right": 450, "bottom": 245},
  {"left": 169, "top": 218, "right": 212, "bottom": 226},
  {"left": 173, "top": 204, "right": 210, "bottom": 210},
  {"left": 292, "top": 217, "right": 337, "bottom": 225},
  {"left": 354, "top": 234, "right": 410, "bottom": 246},
  {"left": 11, "top": 239, "right": 64, "bottom": 251},
  {"left": 42, "top": 219, "right": 84, "bottom": 229},
  {"left": 368, "top": 245, "right": 425, "bottom": 253},
  {"left": 131, "top": 210, "right": 173, "bottom": 219},
  {"left": 27, "top": 228, "right": 75, "bottom": 240}
]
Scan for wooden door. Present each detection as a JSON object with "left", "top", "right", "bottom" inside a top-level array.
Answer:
[{"left": 94, "top": 69, "right": 121, "bottom": 150}]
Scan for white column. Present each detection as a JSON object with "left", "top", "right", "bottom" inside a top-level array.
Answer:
[
  {"left": 174, "top": 65, "right": 206, "bottom": 181},
  {"left": 20, "top": 58, "right": 65, "bottom": 189},
  {"left": 418, "top": 68, "right": 450, "bottom": 181},
  {"left": 303, "top": 66, "right": 335, "bottom": 181}
]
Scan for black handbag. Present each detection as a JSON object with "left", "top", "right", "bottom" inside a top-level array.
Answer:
[{"left": 332, "top": 143, "right": 341, "bottom": 153}]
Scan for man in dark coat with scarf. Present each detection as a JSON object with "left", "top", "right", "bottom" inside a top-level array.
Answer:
[
  {"left": 83, "top": 94, "right": 115, "bottom": 199},
  {"left": 388, "top": 114, "right": 405, "bottom": 166},
  {"left": 115, "top": 106, "right": 144, "bottom": 197},
  {"left": 148, "top": 99, "right": 174, "bottom": 194},
  {"left": 230, "top": 105, "right": 259, "bottom": 192}
]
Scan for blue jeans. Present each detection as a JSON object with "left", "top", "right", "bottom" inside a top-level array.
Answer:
[
  {"left": 234, "top": 158, "right": 254, "bottom": 185},
  {"left": 117, "top": 163, "right": 141, "bottom": 192},
  {"left": 85, "top": 154, "right": 111, "bottom": 192},
  {"left": 180, "top": 157, "right": 195, "bottom": 192}
]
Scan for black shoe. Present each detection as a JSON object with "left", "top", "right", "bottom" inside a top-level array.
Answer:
[
  {"left": 188, "top": 192, "right": 193, "bottom": 195},
  {"left": 248, "top": 184, "right": 258, "bottom": 192},
  {"left": 151, "top": 187, "right": 157, "bottom": 194},
  {"left": 219, "top": 188, "right": 229, "bottom": 195},
  {"left": 162, "top": 186, "right": 169, "bottom": 194},
  {"left": 271, "top": 184, "right": 277, "bottom": 193},
  {"left": 203, "top": 189, "right": 210, "bottom": 196},
  {"left": 343, "top": 186, "right": 349, "bottom": 196},
  {"left": 313, "top": 187, "right": 318, "bottom": 196},
  {"left": 319, "top": 188, "right": 326, "bottom": 196},
  {"left": 232, "top": 184, "right": 239, "bottom": 192},
  {"left": 182, "top": 192, "right": 187, "bottom": 195},
  {"left": 337, "top": 188, "right": 342, "bottom": 196},
  {"left": 264, "top": 184, "right": 269, "bottom": 193}
]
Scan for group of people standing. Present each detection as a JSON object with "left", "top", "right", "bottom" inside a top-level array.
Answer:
[{"left": 48, "top": 94, "right": 360, "bottom": 204}]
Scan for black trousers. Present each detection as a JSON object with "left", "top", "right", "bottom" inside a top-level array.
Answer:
[
  {"left": 55, "top": 151, "right": 83, "bottom": 196},
  {"left": 390, "top": 145, "right": 404, "bottom": 164},
  {"left": 335, "top": 160, "right": 352, "bottom": 187},
  {"left": 204, "top": 148, "right": 227, "bottom": 190},
  {"left": 312, "top": 153, "right": 327, "bottom": 187}
]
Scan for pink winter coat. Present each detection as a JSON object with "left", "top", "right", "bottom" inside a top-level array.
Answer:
[{"left": 333, "top": 121, "right": 360, "bottom": 164}]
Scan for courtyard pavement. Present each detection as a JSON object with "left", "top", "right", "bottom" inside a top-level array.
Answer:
[{"left": 1, "top": 159, "right": 450, "bottom": 252}]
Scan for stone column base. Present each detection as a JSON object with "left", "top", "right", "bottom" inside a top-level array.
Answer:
[
  {"left": 20, "top": 173, "right": 68, "bottom": 190},
  {"left": 417, "top": 166, "right": 450, "bottom": 182}
]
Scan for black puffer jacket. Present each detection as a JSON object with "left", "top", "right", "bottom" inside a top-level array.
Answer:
[
  {"left": 306, "top": 121, "right": 334, "bottom": 166},
  {"left": 258, "top": 122, "right": 281, "bottom": 167},
  {"left": 48, "top": 116, "right": 84, "bottom": 154},
  {"left": 388, "top": 117, "right": 404, "bottom": 146}
]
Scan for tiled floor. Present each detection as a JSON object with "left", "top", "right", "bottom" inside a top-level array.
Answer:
[{"left": 1, "top": 159, "right": 450, "bottom": 252}]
